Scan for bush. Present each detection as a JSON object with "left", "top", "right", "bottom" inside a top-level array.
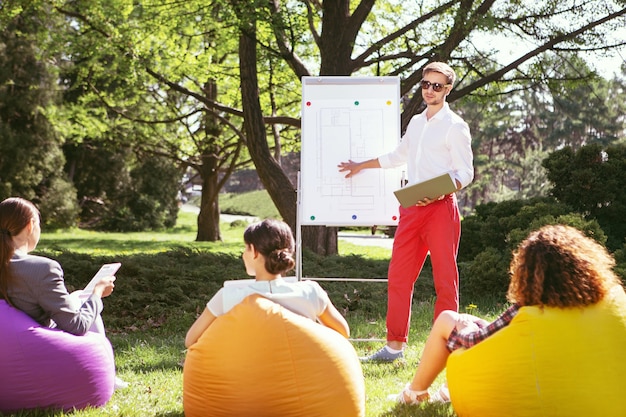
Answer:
[
  {"left": 543, "top": 143, "right": 626, "bottom": 251},
  {"left": 38, "top": 177, "right": 80, "bottom": 229},
  {"left": 459, "top": 197, "right": 573, "bottom": 262},
  {"left": 461, "top": 247, "right": 510, "bottom": 299},
  {"left": 99, "top": 155, "right": 182, "bottom": 232},
  {"left": 229, "top": 219, "right": 249, "bottom": 229},
  {"left": 459, "top": 199, "right": 607, "bottom": 299}
]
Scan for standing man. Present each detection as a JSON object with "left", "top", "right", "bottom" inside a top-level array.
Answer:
[{"left": 338, "top": 62, "right": 474, "bottom": 362}]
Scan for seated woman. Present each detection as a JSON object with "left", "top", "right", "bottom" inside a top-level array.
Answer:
[
  {"left": 0, "top": 197, "right": 126, "bottom": 390},
  {"left": 395, "top": 224, "right": 625, "bottom": 404},
  {"left": 184, "top": 219, "right": 362, "bottom": 417},
  {"left": 185, "top": 218, "right": 350, "bottom": 347}
]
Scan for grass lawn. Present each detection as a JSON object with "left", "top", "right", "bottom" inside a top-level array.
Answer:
[{"left": 4, "top": 208, "right": 505, "bottom": 417}]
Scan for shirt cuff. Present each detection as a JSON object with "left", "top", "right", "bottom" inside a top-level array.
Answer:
[
  {"left": 377, "top": 153, "right": 392, "bottom": 169},
  {"left": 446, "top": 327, "right": 460, "bottom": 352}
]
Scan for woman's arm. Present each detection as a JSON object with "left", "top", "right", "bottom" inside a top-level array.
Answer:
[
  {"left": 318, "top": 303, "right": 350, "bottom": 338},
  {"left": 185, "top": 307, "right": 217, "bottom": 348},
  {"left": 37, "top": 261, "right": 105, "bottom": 335},
  {"left": 446, "top": 304, "right": 520, "bottom": 351}
]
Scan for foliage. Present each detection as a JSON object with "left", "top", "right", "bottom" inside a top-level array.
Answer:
[
  {"left": 458, "top": 197, "right": 610, "bottom": 298},
  {"left": 459, "top": 197, "right": 571, "bottom": 261},
  {"left": 48, "top": 0, "right": 254, "bottom": 241},
  {"left": 64, "top": 143, "right": 183, "bottom": 231},
  {"left": 0, "top": 3, "right": 79, "bottom": 227},
  {"left": 13, "top": 0, "right": 622, "bottom": 250},
  {"left": 101, "top": 155, "right": 183, "bottom": 231},
  {"left": 2, "top": 1, "right": 626, "bottom": 246},
  {"left": 37, "top": 178, "right": 80, "bottom": 229},
  {"left": 456, "top": 56, "right": 626, "bottom": 211},
  {"left": 543, "top": 143, "right": 626, "bottom": 250},
  {"left": 615, "top": 243, "right": 626, "bottom": 280},
  {"left": 460, "top": 248, "right": 510, "bottom": 300},
  {"left": 541, "top": 58, "right": 626, "bottom": 150},
  {"left": 218, "top": 190, "right": 280, "bottom": 219}
]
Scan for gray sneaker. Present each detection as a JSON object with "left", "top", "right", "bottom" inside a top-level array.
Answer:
[{"left": 360, "top": 346, "right": 403, "bottom": 363}]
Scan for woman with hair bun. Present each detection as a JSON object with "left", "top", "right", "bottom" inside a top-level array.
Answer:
[{"left": 185, "top": 219, "right": 350, "bottom": 347}]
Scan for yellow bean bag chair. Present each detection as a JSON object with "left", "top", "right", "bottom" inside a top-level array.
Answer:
[
  {"left": 447, "top": 286, "right": 626, "bottom": 417},
  {"left": 183, "top": 294, "right": 365, "bottom": 417}
]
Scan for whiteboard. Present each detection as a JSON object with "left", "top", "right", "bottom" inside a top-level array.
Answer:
[{"left": 299, "top": 76, "right": 402, "bottom": 226}]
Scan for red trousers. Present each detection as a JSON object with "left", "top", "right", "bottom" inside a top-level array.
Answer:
[{"left": 386, "top": 194, "right": 460, "bottom": 343}]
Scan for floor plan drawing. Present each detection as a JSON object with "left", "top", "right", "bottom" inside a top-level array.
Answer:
[{"left": 300, "top": 77, "right": 402, "bottom": 226}]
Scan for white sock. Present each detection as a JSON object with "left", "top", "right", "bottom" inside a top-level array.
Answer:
[{"left": 385, "top": 346, "right": 403, "bottom": 354}]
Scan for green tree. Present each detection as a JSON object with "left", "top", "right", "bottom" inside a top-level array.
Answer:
[
  {"left": 0, "top": 3, "right": 79, "bottom": 227},
  {"left": 53, "top": 1, "right": 252, "bottom": 241},
  {"left": 13, "top": 0, "right": 625, "bottom": 252},
  {"left": 456, "top": 56, "right": 626, "bottom": 212},
  {"left": 232, "top": 0, "right": 626, "bottom": 254},
  {"left": 543, "top": 143, "right": 626, "bottom": 250}
]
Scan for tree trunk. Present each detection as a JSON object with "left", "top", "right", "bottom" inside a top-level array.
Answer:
[
  {"left": 196, "top": 79, "right": 222, "bottom": 242},
  {"left": 196, "top": 161, "right": 221, "bottom": 241},
  {"left": 238, "top": 19, "right": 337, "bottom": 254},
  {"left": 301, "top": 226, "right": 338, "bottom": 256}
]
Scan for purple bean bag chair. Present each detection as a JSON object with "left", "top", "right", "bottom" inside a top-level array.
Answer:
[{"left": 0, "top": 300, "right": 115, "bottom": 413}]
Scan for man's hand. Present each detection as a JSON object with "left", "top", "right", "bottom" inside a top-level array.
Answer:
[
  {"left": 337, "top": 158, "right": 381, "bottom": 178},
  {"left": 337, "top": 160, "right": 364, "bottom": 178},
  {"left": 416, "top": 195, "right": 445, "bottom": 207}
]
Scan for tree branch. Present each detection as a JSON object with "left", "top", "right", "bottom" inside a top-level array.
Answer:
[
  {"left": 268, "top": 0, "right": 312, "bottom": 78},
  {"left": 451, "top": 6, "right": 626, "bottom": 100}
]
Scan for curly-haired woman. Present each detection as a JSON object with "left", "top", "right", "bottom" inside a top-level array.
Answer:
[{"left": 397, "top": 224, "right": 625, "bottom": 404}]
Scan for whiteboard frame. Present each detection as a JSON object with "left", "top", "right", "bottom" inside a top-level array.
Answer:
[{"left": 299, "top": 76, "right": 403, "bottom": 227}]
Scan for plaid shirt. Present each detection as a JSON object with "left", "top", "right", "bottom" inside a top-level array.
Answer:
[{"left": 446, "top": 304, "right": 520, "bottom": 352}]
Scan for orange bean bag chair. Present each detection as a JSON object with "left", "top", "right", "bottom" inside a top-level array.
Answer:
[
  {"left": 183, "top": 294, "right": 365, "bottom": 417},
  {"left": 446, "top": 286, "right": 626, "bottom": 417}
]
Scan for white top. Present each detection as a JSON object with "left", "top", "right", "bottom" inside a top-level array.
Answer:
[
  {"left": 207, "top": 277, "right": 331, "bottom": 321},
  {"left": 378, "top": 102, "right": 474, "bottom": 189}
]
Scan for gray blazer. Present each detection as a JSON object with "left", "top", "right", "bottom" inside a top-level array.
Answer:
[{"left": 8, "top": 251, "right": 103, "bottom": 335}]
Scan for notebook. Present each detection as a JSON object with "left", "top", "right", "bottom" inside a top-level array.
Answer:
[{"left": 393, "top": 173, "right": 457, "bottom": 208}]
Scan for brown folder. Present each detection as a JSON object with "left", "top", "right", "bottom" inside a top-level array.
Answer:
[{"left": 393, "top": 173, "right": 457, "bottom": 208}]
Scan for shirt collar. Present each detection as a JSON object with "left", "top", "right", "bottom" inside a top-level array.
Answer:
[{"left": 421, "top": 101, "right": 450, "bottom": 121}]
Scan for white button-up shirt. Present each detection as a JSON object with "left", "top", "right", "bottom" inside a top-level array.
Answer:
[{"left": 378, "top": 102, "right": 474, "bottom": 189}]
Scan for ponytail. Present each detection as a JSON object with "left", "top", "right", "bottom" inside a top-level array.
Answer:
[{"left": 0, "top": 198, "right": 40, "bottom": 305}]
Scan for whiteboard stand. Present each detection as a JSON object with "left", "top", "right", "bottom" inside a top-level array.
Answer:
[
  {"left": 297, "top": 76, "right": 403, "bottom": 284},
  {"left": 296, "top": 171, "right": 303, "bottom": 281},
  {"left": 296, "top": 172, "right": 387, "bottom": 344},
  {"left": 296, "top": 76, "right": 405, "bottom": 342},
  {"left": 299, "top": 76, "right": 403, "bottom": 227},
  {"left": 295, "top": 171, "right": 388, "bottom": 284}
]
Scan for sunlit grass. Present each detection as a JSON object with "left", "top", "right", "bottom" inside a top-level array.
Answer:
[{"left": 40, "top": 211, "right": 245, "bottom": 255}]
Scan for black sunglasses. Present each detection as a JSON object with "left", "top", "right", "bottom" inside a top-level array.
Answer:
[{"left": 420, "top": 79, "right": 451, "bottom": 92}]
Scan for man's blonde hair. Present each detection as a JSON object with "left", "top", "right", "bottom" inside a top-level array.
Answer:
[{"left": 423, "top": 62, "right": 456, "bottom": 86}]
